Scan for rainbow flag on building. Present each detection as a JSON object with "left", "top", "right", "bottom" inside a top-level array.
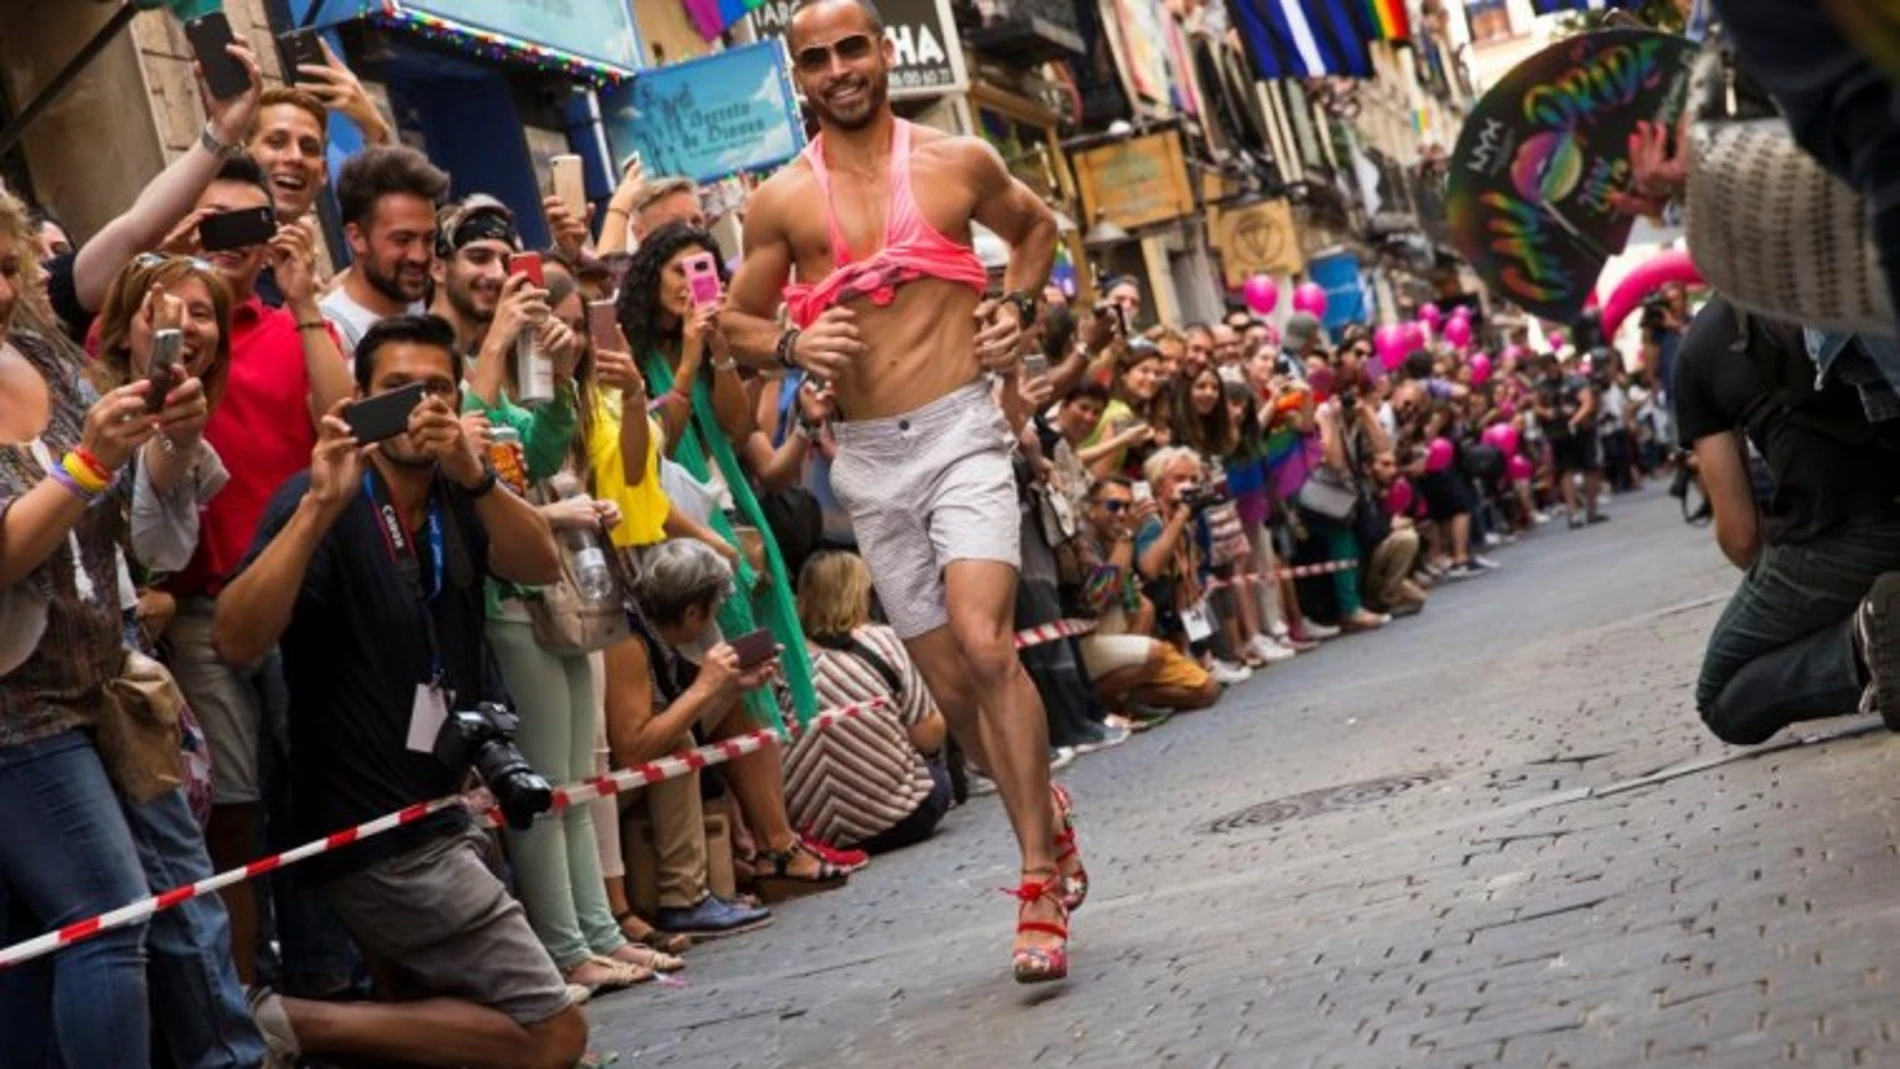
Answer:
[{"left": 1365, "top": 0, "right": 1409, "bottom": 40}]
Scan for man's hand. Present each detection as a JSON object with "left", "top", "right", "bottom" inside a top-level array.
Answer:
[
  {"left": 796, "top": 380, "right": 837, "bottom": 425},
  {"left": 793, "top": 307, "right": 865, "bottom": 381},
  {"left": 294, "top": 39, "right": 391, "bottom": 145},
  {"left": 410, "top": 397, "right": 486, "bottom": 488},
  {"left": 543, "top": 195, "right": 593, "bottom": 262},
  {"left": 486, "top": 274, "right": 550, "bottom": 356},
  {"left": 201, "top": 41, "right": 264, "bottom": 148},
  {"left": 268, "top": 220, "right": 322, "bottom": 307},
  {"left": 304, "top": 401, "right": 366, "bottom": 518},
  {"left": 973, "top": 299, "right": 1024, "bottom": 372},
  {"left": 156, "top": 208, "right": 212, "bottom": 258},
  {"left": 1015, "top": 372, "right": 1055, "bottom": 412},
  {"left": 1082, "top": 306, "right": 1118, "bottom": 353},
  {"left": 459, "top": 410, "right": 494, "bottom": 455},
  {"left": 1609, "top": 117, "right": 1689, "bottom": 220}
]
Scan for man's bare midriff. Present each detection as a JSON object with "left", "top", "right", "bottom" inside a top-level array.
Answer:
[{"left": 823, "top": 278, "right": 984, "bottom": 422}]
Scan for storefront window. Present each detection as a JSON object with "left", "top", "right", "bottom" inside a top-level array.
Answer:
[{"left": 1463, "top": 0, "right": 1514, "bottom": 42}]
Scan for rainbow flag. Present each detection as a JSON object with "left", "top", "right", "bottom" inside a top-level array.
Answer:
[{"left": 1365, "top": 0, "right": 1409, "bottom": 40}]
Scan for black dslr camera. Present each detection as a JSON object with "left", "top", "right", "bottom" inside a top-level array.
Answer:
[
  {"left": 1178, "top": 483, "right": 1227, "bottom": 514},
  {"left": 434, "top": 702, "right": 554, "bottom": 830}
]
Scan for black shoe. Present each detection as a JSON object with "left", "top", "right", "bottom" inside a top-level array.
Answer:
[
  {"left": 1587, "top": 512, "right": 1610, "bottom": 525},
  {"left": 1855, "top": 573, "right": 1900, "bottom": 730}
]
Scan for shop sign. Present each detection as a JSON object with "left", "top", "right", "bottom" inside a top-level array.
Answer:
[
  {"left": 1213, "top": 198, "right": 1304, "bottom": 286},
  {"left": 1071, "top": 130, "right": 1195, "bottom": 232},
  {"left": 394, "top": 0, "right": 642, "bottom": 72},
  {"left": 748, "top": 0, "right": 968, "bottom": 97},
  {"left": 601, "top": 42, "right": 804, "bottom": 185}
]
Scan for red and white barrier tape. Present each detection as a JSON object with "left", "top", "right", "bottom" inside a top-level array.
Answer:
[
  {"left": 1202, "top": 558, "right": 1360, "bottom": 592},
  {"left": 1014, "top": 618, "right": 1096, "bottom": 648},
  {"left": 0, "top": 698, "right": 883, "bottom": 970}
]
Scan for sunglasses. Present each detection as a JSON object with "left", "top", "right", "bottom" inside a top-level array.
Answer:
[
  {"left": 795, "top": 33, "right": 877, "bottom": 72},
  {"left": 135, "top": 251, "right": 216, "bottom": 274},
  {"left": 1099, "top": 499, "right": 1131, "bottom": 514}
]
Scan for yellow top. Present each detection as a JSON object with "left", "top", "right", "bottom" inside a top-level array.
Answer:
[{"left": 588, "top": 387, "right": 670, "bottom": 547}]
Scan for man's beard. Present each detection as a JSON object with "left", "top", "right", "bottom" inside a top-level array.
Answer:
[
  {"left": 446, "top": 281, "right": 492, "bottom": 327},
  {"left": 379, "top": 437, "right": 437, "bottom": 471},
  {"left": 811, "top": 74, "right": 888, "bottom": 131},
  {"left": 363, "top": 257, "right": 422, "bottom": 306}
]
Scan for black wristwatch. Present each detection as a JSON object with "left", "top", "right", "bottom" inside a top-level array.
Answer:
[
  {"left": 464, "top": 465, "right": 500, "bottom": 500},
  {"left": 1002, "top": 289, "right": 1040, "bottom": 328}
]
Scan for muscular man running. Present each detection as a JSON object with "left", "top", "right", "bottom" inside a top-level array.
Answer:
[{"left": 723, "top": 0, "right": 1076, "bottom": 983}]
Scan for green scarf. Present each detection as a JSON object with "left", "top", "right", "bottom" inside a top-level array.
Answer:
[{"left": 642, "top": 353, "right": 819, "bottom": 729}]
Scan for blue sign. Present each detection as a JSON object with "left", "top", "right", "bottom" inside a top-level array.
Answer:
[
  {"left": 601, "top": 42, "right": 805, "bottom": 185},
  {"left": 397, "top": 0, "right": 643, "bottom": 72}
]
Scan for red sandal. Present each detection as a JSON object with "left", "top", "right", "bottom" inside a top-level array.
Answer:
[
  {"left": 1006, "top": 870, "right": 1070, "bottom": 984},
  {"left": 1051, "top": 784, "right": 1088, "bottom": 912}
]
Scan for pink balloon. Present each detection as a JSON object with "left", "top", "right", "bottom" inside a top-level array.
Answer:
[
  {"left": 1507, "top": 454, "right": 1533, "bottom": 481},
  {"left": 1386, "top": 479, "right": 1414, "bottom": 516},
  {"left": 1469, "top": 353, "right": 1493, "bottom": 386},
  {"left": 1499, "top": 425, "right": 1520, "bottom": 455},
  {"left": 1418, "top": 302, "right": 1442, "bottom": 326},
  {"left": 1243, "top": 274, "right": 1280, "bottom": 316},
  {"left": 1425, "top": 437, "right": 1454, "bottom": 473},
  {"left": 1450, "top": 304, "right": 1472, "bottom": 321},
  {"left": 1402, "top": 322, "right": 1427, "bottom": 351},
  {"left": 1292, "top": 282, "right": 1329, "bottom": 319},
  {"left": 1599, "top": 249, "right": 1703, "bottom": 334},
  {"left": 1498, "top": 400, "right": 1517, "bottom": 420},
  {"left": 1443, "top": 317, "right": 1472, "bottom": 349},
  {"left": 1375, "top": 324, "right": 1409, "bottom": 369},
  {"left": 1548, "top": 329, "right": 1567, "bottom": 350},
  {"left": 1482, "top": 423, "right": 1509, "bottom": 449}
]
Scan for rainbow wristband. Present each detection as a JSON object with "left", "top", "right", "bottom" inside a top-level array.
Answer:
[
  {"left": 70, "top": 447, "right": 110, "bottom": 484},
  {"left": 48, "top": 465, "right": 97, "bottom": 503},
  {"left": 61, "top": 452, "right": 109, "bottom": 494}
]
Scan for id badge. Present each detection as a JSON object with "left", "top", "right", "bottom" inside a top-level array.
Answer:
[
  {"left": 1182, "top": 601, "right": 1215, "bottom": 643},
  {"left": 406, "top": 682, "right": 450, "bottom": 753}
]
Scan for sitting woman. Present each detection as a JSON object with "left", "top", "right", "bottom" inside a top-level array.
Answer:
[
  {"left": 788, "top": 552, "right": 952, "bottom": 855},
  {"left": 603, "top": 539, "right": 849, "bottom": 904}
]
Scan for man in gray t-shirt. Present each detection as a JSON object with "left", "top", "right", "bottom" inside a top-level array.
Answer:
[{"left": 319, "top": 145, "right": 447, "bottom": 353}]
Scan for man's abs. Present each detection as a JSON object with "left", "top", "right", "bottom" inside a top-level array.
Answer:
[{"left": 829, "top": 280, "right": 985, "bottom": 421}]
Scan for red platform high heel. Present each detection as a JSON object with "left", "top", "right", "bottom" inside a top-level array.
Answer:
[
  {"left": 1051, "top": 784, "right": 1088, "bottom": 912},
  {"left": 1006, "top": 869, "right": 1070, "bottom": 984}
]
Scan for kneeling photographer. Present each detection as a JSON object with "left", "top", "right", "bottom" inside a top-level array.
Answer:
[{"left": 213, "top": 316, "right": 582, "bottom": 1069}]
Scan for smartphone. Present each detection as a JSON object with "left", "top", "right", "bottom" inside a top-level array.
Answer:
[
  {"left": 342, "top": 382, "right": 428, "bottom": 445},
  {"left": 1131, "top": 480, "right": 1154, "bottom": 504},
  {"left": 1022, "top": 352, "right": 1050, "bottom": 379},
  {"left": 198, "top": 207, "right": 277, "bottom": 252},
  {"left": 586, "top": 300, "right": 621, "bottom": 353},
  {"left": 277, "top": 28, "right": 326, "bottom": 84},
  {"left": 550, "top": 155, "right": 586, "bottom": 218},
  {"left": 729, "top": 628, "right": 779, "bottom": 670},
  {"left": 682, "top": 252, "right": 721, "bottom": 309},
  {"left": 185, "top": 13, "right": 252, "bottom": 102},
  {"left": 620, "top": 151, "right": 643, "bottom": 179},
  {"left": 146, "top": 329, "right": 183, "bottom": 413},
  {"left": 508, "top": 252, "right": 545, "bottom": 288},
  {"left": 1112, "top": 304, "right": 1131, "bottom": 337}
]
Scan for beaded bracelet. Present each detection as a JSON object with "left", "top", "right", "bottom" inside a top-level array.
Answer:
[
  {"left": 48, "top": 465, "right": 97, "bottom": 503},
  {"left": 62, "top": 452, "right": 110, "bottom": 494}
]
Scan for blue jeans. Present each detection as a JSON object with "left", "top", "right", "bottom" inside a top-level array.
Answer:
[
  {"left": 124, "top": 787, "right": 267, "bottom": 1068},
  {"left": 1696, "top": 514, "right": 1900, "bottom": 743},
  {"left": 0, "top": 730, "right": 152, "bottom": 1069}
]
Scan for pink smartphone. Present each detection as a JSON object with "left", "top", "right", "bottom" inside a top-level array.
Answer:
[{"left": 683, "top": 252, "right": 721, "bottom": 309}]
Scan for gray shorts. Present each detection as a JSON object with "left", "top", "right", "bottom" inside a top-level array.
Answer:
[
  {"left": 830, "top": 382, "right": 1021, "bottom": 639},
  {"left": 321, "top": 826, "right": 573, "bottom": 1025},
  {"left": 166, "top": 599, "right": 264, "bottom": 805}
]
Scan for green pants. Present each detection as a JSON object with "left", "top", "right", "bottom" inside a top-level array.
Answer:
[{"left": 489, "top": 618, "right": 626, "bottom": 970}]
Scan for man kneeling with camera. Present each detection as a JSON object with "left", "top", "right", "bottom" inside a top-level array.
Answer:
[{"left": 215, "top": 315, "right": 579, "bottom": 1069}]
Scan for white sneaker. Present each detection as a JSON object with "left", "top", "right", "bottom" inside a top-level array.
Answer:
[
  {"left": 1301, "top": 618, "right": 1342, "bottom": 640},
  {"left": 1533, "top": 511, "right": 1553, "bottom": 525},
  {"left": 1049, "top": 747, "right": 1077, "bottom": 772},
  {"left": 1247, "top": 635, "right": 1297, "bottom": 663},
  {"left": 1210, "top": 660, "right": 1253, "bottom": 685},
  {"left": 1472, "top": 554, "right": 1503, "bottom": 570}
]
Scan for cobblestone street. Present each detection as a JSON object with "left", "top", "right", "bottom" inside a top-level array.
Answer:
[{"left": 593, "top": 488, "right": 1900, "bottom": 1068}]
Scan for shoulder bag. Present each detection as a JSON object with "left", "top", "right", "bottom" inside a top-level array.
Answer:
[{"left": 527, "top": 510, "right": 634, "bottom": 656}]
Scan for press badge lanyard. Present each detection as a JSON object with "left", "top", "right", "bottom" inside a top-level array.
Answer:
[{"left": 363, "top": 471, "right": 453, "bottom": 751}]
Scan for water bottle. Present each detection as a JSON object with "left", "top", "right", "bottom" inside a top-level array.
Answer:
[
  {"left": 562, "top": 501, "right": 614, "bottom": 605},
  {"left": 515, "top": 329, "right": 555, "bottom": 406}
]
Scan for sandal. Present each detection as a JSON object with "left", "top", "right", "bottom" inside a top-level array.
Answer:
[
  {"left": 752, "top": 840, "right": 849, "bottom": 903},
  {"left": 1006, "top": 868, "right": 1070, "bottom": 984},
  {"left": 565, "top": 954, "right": 652, "bottom": 991},
  {"left": 610, "top": 942, "right": 685, "bottom": 974},
  {"left": 1051, "top": 784, "right": 1088, "bottom": 912},
  {"left": 615, "top": 910, "right": 692, "bottom": 955}
]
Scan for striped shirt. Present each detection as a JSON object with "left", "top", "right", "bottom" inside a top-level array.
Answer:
[{"left": 783, "top": 625, "right": 935, "bottom": 846}]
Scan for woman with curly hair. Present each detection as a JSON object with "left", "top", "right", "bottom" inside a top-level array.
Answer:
[{"left": 615, "top": 223, "right": 819, "bottom": 728}]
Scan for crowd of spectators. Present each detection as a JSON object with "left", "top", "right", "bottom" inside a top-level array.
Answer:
[{"left": 0, "top": 17, "right": 1672, "bottom": 1069}]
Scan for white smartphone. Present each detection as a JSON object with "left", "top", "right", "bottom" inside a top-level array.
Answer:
[
  {"left": 550, "top": 155, "right": 586, "bottom": 218},
  {"left": 1132, "top": 480, "right": 1154, "bottom": 504}
]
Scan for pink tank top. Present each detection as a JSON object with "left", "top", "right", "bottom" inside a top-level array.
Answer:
[{"left": 782, "top": 121, "right": 990, "bottom": 329}]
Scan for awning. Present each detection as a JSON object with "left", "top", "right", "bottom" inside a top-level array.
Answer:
[{"left": 297, "top": 1, "right": 643, "bottom": 83}]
